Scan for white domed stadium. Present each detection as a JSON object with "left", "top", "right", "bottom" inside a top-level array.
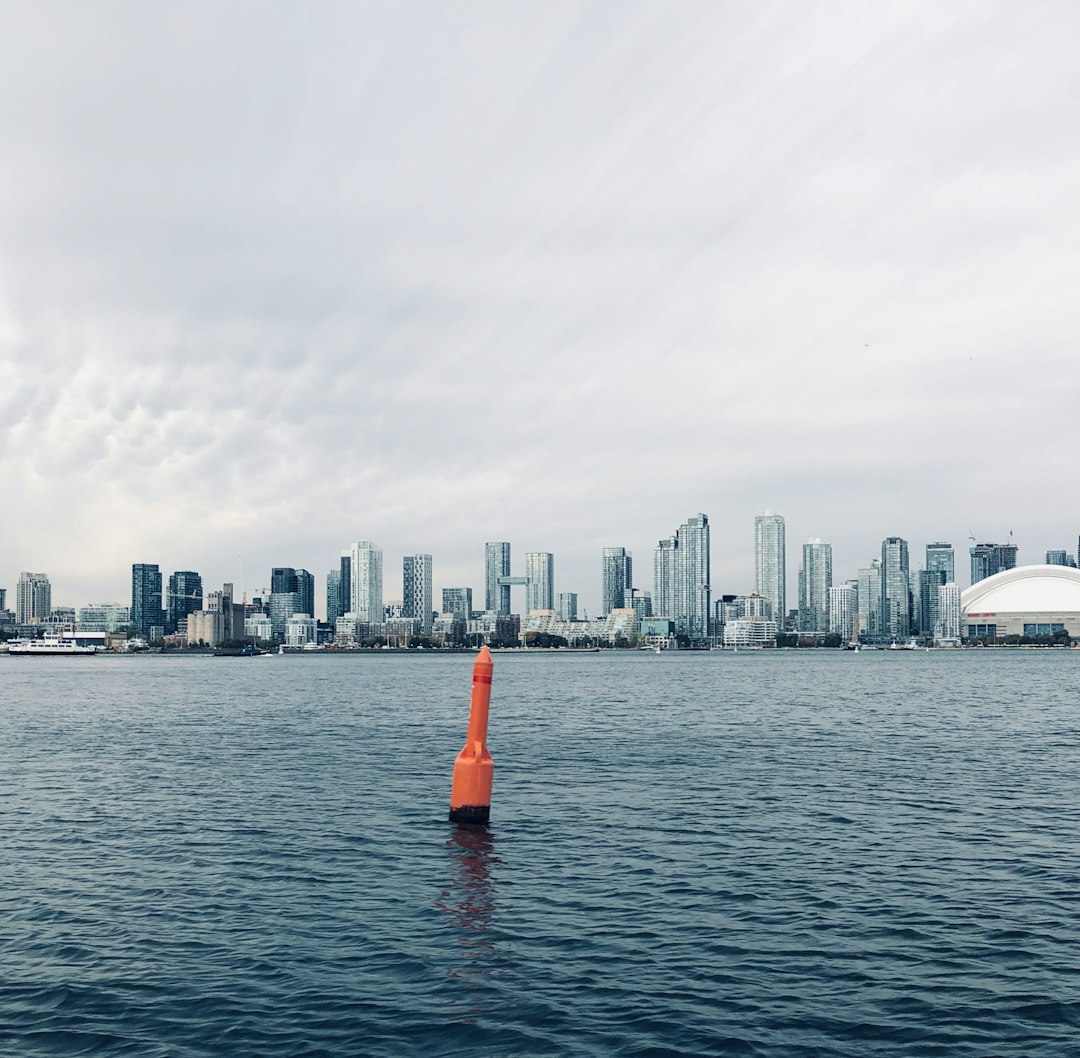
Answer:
[{"left": 960, "top": 564, "right": 1080, "bottom": 640}]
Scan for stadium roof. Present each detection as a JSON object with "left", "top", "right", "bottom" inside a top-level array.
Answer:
[{"left": 960, "top": 564, "right": 1080, "bottom": 614}]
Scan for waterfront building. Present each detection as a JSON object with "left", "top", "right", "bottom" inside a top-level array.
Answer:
[
  {"left": 207, "top": 588, "right": 245, "bottom": 643},
  {"left": 350, "top": 541, "right": 384, "bottom": 621},
  {"left": 798, "top": 538, "right": 832, "bottom": 634},
  {"left": 723, "top": 617, "right": 778, "bottom": 648},
  {"left": 671, "top": 514, "right": 710, "bottom": 640},
  {"left": 326, "top": 570, "right": 344, "bottom": 626},
  {"left": 881, "top": 537, "right": 911, "bottom": 640},
  {"left": 334, "top": 612, "right": 360, "bottom": 646},
  {"left": 286, "top": 614, "right": 317, "bottom": 647},
  {"left": 960, "top": 564, "right": 1080, "bottom": 639},
  {"left": 268, "top": 591, "right": 299, "bottom": 642},
  {"left": 296, "top": 570, "right": 315, "bottom": 623},
  {"left": 403, "top": 554, "right": 433, "bottom": 633},
  {"left": 601, "top": 548, "right": 633, "bottom": 615},
  {"left": 937, "top": 582, "right": 961, "bottom": 640},
  {"left": 432, "top": 613, "right": 467, "bottom": 646},
  {"left": 525, "top": 552, "right": 554, "bottom": 613},
  {"left": 467, "top": 611, "right": 520, "bottom": 647},
  {"left": 270, "top": 567, "right": 314, "bottom": 621},
  {"left": 828, "top": 583, "right": 857, "bottom": 641},
  {"left": 16, "top": 572, "right": 52, "bottom": 625},
  {"left": 857, "top": 560, "right": 883, "bottom": 642},
  {"left": 131, "top": 564, "right": 164, "bottom": 640},
  {"left": 523, "top": 607, "right": 639, "bottom": 646},
  {"left": 754, "top": 511, "right": 786, "bottom": 623},
  {"left": 442, "top": 587, "right": 473, "bottom": 618},
  {"left": 969, "top": 542, "right": 1018, "bottom": 585},
  {"left": 1045, "top": 549, "right": 1077, "bottom": 567},
  {"left": 186, "top": 609, "right": 222, "bottom": 647},
  {"left": 624, "top": 588, "right": 652, "bottom": 619},
  {"left": 485, "top": 542, "right": 511, "bottom": 614},
  {"left": 920, "top": 543, "right": 955, "bottom": 634},
  {"left": 338, "top": 551, "right": 352, "bottom": 618},
  {"left": 77, "top": 603, "right": 131, "bottom": 633},
  {"left": 652, "top": 537, "right": 678, "bottom": 620},
  {"left": 926, "top": 542, "right": 955, "bottom": 583},
  {"left": 166, "top": 571, "right": 203, "bottom": 634},
  {"left": 734, "top": 593, "right": 769, "bottom": 619},
  {"left": 556, "top": 592, "right": 578, "bottom": 622},
  {"left": 245, "top": 613, "right": 273, "bottom": 642}
]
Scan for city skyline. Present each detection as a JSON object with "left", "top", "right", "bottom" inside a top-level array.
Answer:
[
  {"left": 2, "top": 6, "right": 1078, "bottom": 617},
  {"left": 2, "top": 519, "right": 1076, "bottom": 623}
]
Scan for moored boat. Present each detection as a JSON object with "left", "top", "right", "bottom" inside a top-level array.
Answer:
[{"left": 6, "top": 636, "right": 97, "bottom": 656}]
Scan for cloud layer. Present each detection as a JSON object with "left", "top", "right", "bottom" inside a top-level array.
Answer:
[{"left": 2, "top": 2, "right": 1078, "bottom": 613}]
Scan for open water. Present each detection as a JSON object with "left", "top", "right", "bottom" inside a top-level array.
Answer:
[{"left": 0, "top": 649, "right": 1077, "bottom": 1057}]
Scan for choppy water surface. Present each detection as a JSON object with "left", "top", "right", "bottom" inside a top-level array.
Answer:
[{"left": 0, "top": 650, "right": 1078, "bottom": 1056}]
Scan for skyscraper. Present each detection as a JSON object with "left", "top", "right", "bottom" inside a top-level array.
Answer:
[
  {"left": 601, "top": 547, "right": 633, "bottom": 615},
  {"left": 937, "top": 582, "right": 961, "bottom": 639},
  {"left": 969, "top": 542, "right": 1018, "bottom": 585},
  {"left": 673, "top": 514, "right": 710, "bottom": 640},
  {"left": 15, "top": 571, "right": 51, "bottom": 625},
  {"left": 403, "top": 554, "right": 433, "bottom": 633},
  {"left": 525, "top": 552, "right": 554, "bottom": 613},
  {"left": 166, "top": 570, "right": 203, "bottom": 633},
  {"left": 131, "top": 563, "right": 164, "bottom": 640},
  {"left": 556, "top": 592, "right": 578, "bottom": 621},
  {"left": 653, "top": 537, "right": 677, "bottom": 619},
  {"left": 857, "top": 560, "right": 883, "bottom": 642},
  {"left": 485, "top": 542, "right": 511, "bottom": 614},
  {"left": 798, "top": 538, "right": 832, "bottom": 634},
  {"left": 926, "top": 543, "right": 955, "bottom": 583},
  {"left": 327, "top": 570, "right": 344, "bottom": 625},
  {"left": 881, "top": 537, "right": 911, "bottom": 640},
  {"left": 350, "top": 541, "right": 383, "bottom": 621},
  {"left": 295, "top": 570, "right": 315, "bottom": 619},
  {"left": 828, "top": 582, "right": 857, "bottom": 640},
  {"left": 755, "top": 511, "right": 786, "bottom": 623}
]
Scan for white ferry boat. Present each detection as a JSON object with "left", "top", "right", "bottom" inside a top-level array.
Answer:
[{"left": 6, "top": 636, "right": 98, "bottom": 656}]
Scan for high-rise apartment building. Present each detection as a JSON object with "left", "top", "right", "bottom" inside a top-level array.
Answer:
[
  {"left": 653, "top": 537, "right": 677, "bottom": 619},
  {"left": 326, "top": 570, "right": 344, "bottom": 625},
  {"left": 926, "top": 543, "right": 955, "bottom": 583},
  {"left": 166, "top": 570, "right": 203, "bottom": 633},
  {"left": 601, "top": 548, "right": 633, "bottom": 615},
  {"left": 937, "top": 582, "right": 961, "bottom": 639},
  {"left": 969, "top": 542, "right": 1018, "bottom": 585},
  {"left": 131, "top": 563, "right": 164, "bottom": 640},
  {"left": 485, "top": 542, "right": 511, "bottom": 614},
  {"left": 798, "top": 538, "right": 832, "bottom": 634},
  {"left": 881, "top": 537, "right": 911, "bottom": 640},
  {"left": 442, "top": 587, "right": 472, "bottom": 618},
  {"left": 350, "top": 541, "right": 384, "bottom": 621},
  {"left": 754, "top": 511, "right": 786, "bottom": 623},
  {"left": 403, "top": 554, "right": 433, "bottom": 633},
  {"left": 339, "top": 551, "right": 352, "bottom": 616},
  {"left": 828, "top": 583, "right": 857, "bottom": 641},
  {"left": 1045, "top": 549, "right": 1077, "bottom": 567},
  {"left": 673, "top": 514, "right": 710, "bottom": 640},
  {"left": 16, "top": 571, "right": 51, "bottom": 625},
  {"left": 271, "top": 567, "right": 297, "bottom": 595},
  {"left": 295, "top": 570, "right": 315, "bottom": 620},
  {"left": 857, "top": 560, "right": 883, "bottom": 642},
  {"left": 556, "top": 592, "right": 578, "bottom": 622},
  {"left": 525, "top": 552, "right": 554, "bottom": 613}
]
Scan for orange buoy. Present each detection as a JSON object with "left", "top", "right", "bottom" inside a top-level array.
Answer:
[{"left": 449, "top": 646, "right": 494, "bottom": 824}]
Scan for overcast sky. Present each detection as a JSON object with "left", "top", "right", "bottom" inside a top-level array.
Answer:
[{"left": 2, "top": 1, "right": 1078, "bottom": 617}]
